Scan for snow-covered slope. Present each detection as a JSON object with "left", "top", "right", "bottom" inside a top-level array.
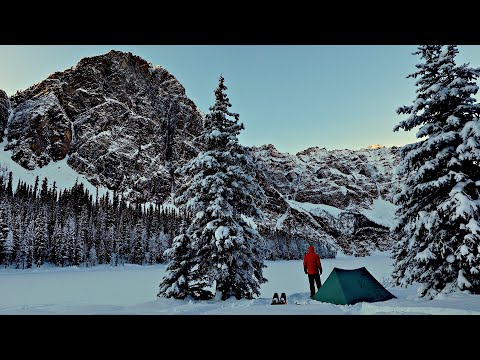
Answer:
[
  {"left": 360, "top": 197, "right": 397, "bottom": 229},
  {"left": 0, "top": 142, "right": 112, "bottom": 197}
]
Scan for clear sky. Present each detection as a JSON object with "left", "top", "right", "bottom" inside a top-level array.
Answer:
[{"left": 1, "top": 45, "right": 480, "bottom": 154}]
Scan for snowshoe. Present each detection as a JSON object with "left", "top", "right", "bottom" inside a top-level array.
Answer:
[
  {"left": 271, "top": 292, "right": 279, "bottom": 305},
  {"left": 280, "top": 292, "right": 287, "bottom": 304}
]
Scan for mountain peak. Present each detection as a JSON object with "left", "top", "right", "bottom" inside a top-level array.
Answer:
[
  {"left": 76, "top": 50, "right": 153, "bottom": 71},
  {"left": 367, "top": 144, "right": 384, "bottom": 149}
]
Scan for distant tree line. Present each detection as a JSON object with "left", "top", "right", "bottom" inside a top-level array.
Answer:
[
  {"left": 0, "top": 169, "right": 179, "bottom": 269},
  {"left": 261, "top": 226, "right": 333, "bottom": 260}
]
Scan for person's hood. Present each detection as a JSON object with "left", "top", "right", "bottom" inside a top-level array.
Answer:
[{"left": 308, "top": 245, "right": 315, "bottom": 253}]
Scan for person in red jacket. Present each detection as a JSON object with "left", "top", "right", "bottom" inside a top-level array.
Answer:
[{"left": 303, "top": 245, "right": 322, "bottom": 298}]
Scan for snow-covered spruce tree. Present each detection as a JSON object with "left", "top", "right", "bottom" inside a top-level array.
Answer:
[
  {"left": 148, "top": 234, "right": 159, "bottom": 265},
  {"left": 88, "top": 245, "right": 98, "bottom": 267},
  {"left": 131, "top": 221, "right": 146, "bottom": 265},
  {"left": 157, "top": 216, "right": 207, "bottom": 299},
  {"left": 62, "top": 216, "right": 76, "bottom": 266},
  {"left": 5, "top": 172, "right": 12, "bottom": 197},
  {"left": 97, "top": 239, "right": 107, "bottom": 264},
  {"left": 0, "top": 207, "right": 9, "bottom": 264},
  {"left": 24, "top": 220, "right": 34, "bottom": 269},
  {"left": 160, "top": 76, "right": 268, "bottom": 300},
  {"left": 3, "top": 230, "right": 14, "bottom": 267},
  {"left": 392, "top": 45, "right": 480, "bottom": 298},
  {"left": 33, "top": 211, "right": 48, "bottom": 267},
  {"left": 51, "top": 222, "right": 63, "bottom": 266}
]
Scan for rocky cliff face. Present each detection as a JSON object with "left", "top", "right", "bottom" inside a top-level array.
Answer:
[
  {"left": 0, "top": 90, "right": 10, "bottom": 141},
  {"left": 4, "top": 50, "right": 204, "bottom": 202},
  {"left": 251, "top": 144, "right": 400, "bottom": 257},
  {"left": 0, "top": 50, "right": 401, "bottom": 256},
  {"left": 252, "top": 144, "right": 399, "bottom": 208}
]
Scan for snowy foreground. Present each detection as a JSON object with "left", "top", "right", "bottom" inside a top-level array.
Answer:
[{"left": 1, "top": 252, "right": 480, "bottom": 315}]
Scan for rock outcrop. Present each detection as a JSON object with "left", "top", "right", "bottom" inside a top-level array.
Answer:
[
  {"left": 0, "top": 90, "right": 10, "bottom": 141},
  {"left": 5, "top": 51, "right": 204, "bottom": 202}
]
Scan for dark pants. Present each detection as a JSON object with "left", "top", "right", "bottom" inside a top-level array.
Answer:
[{"left": 308, "top": 274, "right": 321, "bottom": 297}]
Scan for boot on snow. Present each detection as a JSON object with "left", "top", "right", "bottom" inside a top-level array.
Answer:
[{"left": 271, "top": 292, "right": 279, "bottom": 305}]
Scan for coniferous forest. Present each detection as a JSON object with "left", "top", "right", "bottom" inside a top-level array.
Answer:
[{"left": 0, "top": 168, "right": 180, "bottom": 269}]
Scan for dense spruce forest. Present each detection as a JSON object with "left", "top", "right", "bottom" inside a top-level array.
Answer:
[{"left": 0, "top": 168, "right": 181, "bottom": 269}]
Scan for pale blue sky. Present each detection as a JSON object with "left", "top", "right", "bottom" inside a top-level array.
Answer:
[{"left": 1, "top": 45, "right": 480, "bottom": 154}]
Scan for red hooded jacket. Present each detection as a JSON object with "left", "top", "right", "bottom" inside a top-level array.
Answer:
[{"left": 303, "top": 246, "right": 322, "bottom": 275}]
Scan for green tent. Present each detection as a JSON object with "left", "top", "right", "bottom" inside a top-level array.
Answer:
[{"left": 313, "top": 267, "right": 396, "bottom": 305}]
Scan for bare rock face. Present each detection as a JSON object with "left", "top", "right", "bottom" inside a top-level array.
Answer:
[
  {"left": 0, "top": 90, "right": 10, "bottom": 142},
  {"left": 251, "top": 144, "right": 400, "bottom": 209},
  {"left": 6, "top": 51, "right": 204, "bottom": 202},
  {"left": 7, "top": 92, "right": 71, "bottom": 168},
  {"left": 251, "top": 144, "right": 400, "bottom": 256}
]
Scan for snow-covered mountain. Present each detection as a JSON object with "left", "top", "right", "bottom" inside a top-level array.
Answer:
[{"left": 0, "top": 51, "right": 401, "bottom": 257}]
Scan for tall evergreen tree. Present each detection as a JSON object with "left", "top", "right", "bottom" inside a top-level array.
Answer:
[
  {"left": 51, "top": 181, "right": 57, "bottom": 207},
  {"left": 148, "top": 233, "right": 159, "bottom": 265},
  {"left": 62, "top": 216, "right": 76, "bottom": 266},
  {"left": 107, "top": 226, "right": 116, "bottom": 266},
  {"left": 73, "top": 237, "right": 85, "bottom": 266},
  {"left": 24, "top": 220, "right": 35, "bottom": 269},
  {"left": 116, "top": 216, "right": 129, "bottom": 265},
  {"left": 76, "top": 210, "right": 89, "bottom": 265},
  {"left": 159, "top": 76, "right": 267, "bottom": 300},
  {"left": 97, "top": 239, "right": 107, "bottom": 264},
  {"left": 131, "top": 221, "right": 145, "bottom": 265},
  {"left": 51, "top": 222, "right": 63, "bottom": 265},
  {"left": 32, "top": 176, "right": 39, "bottom": 200},
  {"left": 40, "top": 177, "right": 48, "bottom": 202},
  {"left": 392, "top": 45, "right": 480, "bottom": 298},
  {"left": 2, "top": 229, "right": 14, "bottom": 267},
  {"left": 0, "top": 207, "right": 9, "bottom": 264},
  {"left": 0, "top": 169, "right": 5, "bottom": 198},
  {"left": 12, "top": 214, "right": 23, "bottom": 268},
  {"left": 33, "top": 210, "right": 48, "bottom": 267},
  {"left": 6, "top": 172, "right": 12, "bottom": 197},
  {"left": 88, "top": 244, "right": 98, "bottom": 267}
]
